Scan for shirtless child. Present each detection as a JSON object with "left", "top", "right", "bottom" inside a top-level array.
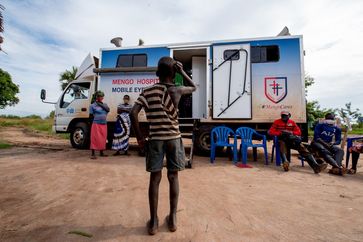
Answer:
[{"left": 131, "top": 57, "right": 196, "bottom": 235}]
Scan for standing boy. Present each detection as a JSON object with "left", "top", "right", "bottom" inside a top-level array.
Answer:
[{"left": 131, "top": 57, "right": 196, "bottom": 235}]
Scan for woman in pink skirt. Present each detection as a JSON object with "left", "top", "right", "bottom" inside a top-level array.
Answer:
[{"left": 90, "top": 91, "right": 109, "bottom": 159}]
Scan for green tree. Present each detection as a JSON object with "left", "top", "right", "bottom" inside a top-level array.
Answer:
[
  {"left": 47, "top": 110, "right": 55, "bottom": 119},
  {"left": 306, "top": 100, "right": 335, "bottom": 124},
  {"left": 304, "top": 74, "right": 314, "bottom": 96},
  {"left": 0, "top": 4, "right": 4, "bottom": 51},
  {"left": 0, "top": 69, "right": 20, "bottom": 109},
  {"left": 337, "top": 102, "right": 361, "bottom": 123},
  {"left": 59, "top": 66, "right": 78, "bottom": 90}
]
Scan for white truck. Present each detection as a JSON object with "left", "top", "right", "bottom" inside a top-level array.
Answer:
[{"left": 41, "top": 32, "right": 307, "bottom": 155}]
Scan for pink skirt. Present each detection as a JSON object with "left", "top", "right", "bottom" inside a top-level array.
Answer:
[{"left": 90, "top": 123, "right": 107, "bottom": 150}]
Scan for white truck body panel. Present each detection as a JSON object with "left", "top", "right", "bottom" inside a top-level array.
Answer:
[{"left": 52, "top": 35, "right": 306, "bottom": 135}]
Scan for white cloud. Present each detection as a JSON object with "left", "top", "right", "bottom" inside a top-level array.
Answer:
[{"left": 0, "top": 0, "right": 362, "bottom": 117}]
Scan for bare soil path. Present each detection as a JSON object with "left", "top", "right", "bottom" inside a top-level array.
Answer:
[{"left": 0, "top": 127, "right": 362, "bottom": 241}]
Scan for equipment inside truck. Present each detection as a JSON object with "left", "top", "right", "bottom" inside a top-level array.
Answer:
[{"left": 172, "top": 48, "right": 208, "bottom": 119}]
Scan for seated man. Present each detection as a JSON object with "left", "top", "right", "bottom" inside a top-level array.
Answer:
[
  {"left": 269, "top": 110, "right": 327, "bottom": 173},
  {"left": 310, "top": 113, "right": 346, "bottom": 176}
]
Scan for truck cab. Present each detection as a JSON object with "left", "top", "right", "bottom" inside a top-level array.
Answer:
[{"left": 41, "top": 54, "right": 97, "bottom": 149}]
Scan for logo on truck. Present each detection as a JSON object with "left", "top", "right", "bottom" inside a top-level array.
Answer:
[{"left": 264, "top": 77, "right": 287, "bottom": 104}]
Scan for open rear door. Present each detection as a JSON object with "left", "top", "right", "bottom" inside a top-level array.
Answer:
[{"left": 212, "top": 44, "right": 251, "bottom": 119}]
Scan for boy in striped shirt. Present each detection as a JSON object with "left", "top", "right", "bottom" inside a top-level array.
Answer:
[{"left": 131, "top": 57, "right": 196, "bottom": 235}]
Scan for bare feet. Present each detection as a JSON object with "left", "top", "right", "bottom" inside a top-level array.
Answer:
[
  {"left": 90, "top": 155, "right": 97, "bottom": 159},
  {"left": 282, "top": 161, "right": 289, "bottom": 172},
  {"left": 147, "top": 217, "right": 158, "bottom": 235},
  {"left": 166, "top": 214, "right": 177, "bottom": 232}
]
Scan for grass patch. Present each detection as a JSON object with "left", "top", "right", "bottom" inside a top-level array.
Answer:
[
  {"left": 0, "top": 116, "right": 68, "bottom": 139},
  {"left": 0, "top": 142, "right": 12, "bottom": 149}
]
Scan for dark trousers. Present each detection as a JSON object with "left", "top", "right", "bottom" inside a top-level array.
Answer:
[
  {"left": 279, "top": 135, "right": 311, "bottom": 160},
  {"left": 310, "top": 141, "right": 344, "bottom": 168},
  {"left": 351, "top": 151, "right": 360, "bottom": 170}
]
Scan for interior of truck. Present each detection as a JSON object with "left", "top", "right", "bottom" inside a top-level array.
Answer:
[{"left": 172, "top": 48, "right": 207, "bottom": 119}]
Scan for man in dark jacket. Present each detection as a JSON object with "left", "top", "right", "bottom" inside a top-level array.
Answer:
[
  {"left": 310, "top": 113, "right": 346, "bottom": 175},
  {"left": 269, "top": 111, "right": 327, "bottom": 173}
]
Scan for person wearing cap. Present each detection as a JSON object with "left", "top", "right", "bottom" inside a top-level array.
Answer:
[
  {"left": 268, "top": 111, "right": 327, "bottom": 173},
  {"left": 112, "top": 95, "right": 132, "bottom": 156},
  {"left": 89, "top": 90, "right": 110, "bottom": 159},
  {"left": 310, "top": 113, "right": 346, "bottom": 175}
]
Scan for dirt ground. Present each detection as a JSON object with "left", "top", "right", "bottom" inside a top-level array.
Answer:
[{"left": 1, "top": 127, "right": 363, "bottom": 242}]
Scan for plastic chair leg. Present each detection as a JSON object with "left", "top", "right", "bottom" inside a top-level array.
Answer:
[
  {"left": 253, "top": 147, "right": 257, "bottom": 161},
  {"left": 210, "top": 146, "right": 215, "bottom": 163},
  {"left": 271, "top": 144, "right": 275, "bottom": 163},
  {"left": 233, "top": 146, "right": 238, "bottom": 163},
  {"left": 264, "top": 145, "right": 268, "bottom": 165},
  {"left": 242, "top": 146, "right": 248, "bottom": 165}
]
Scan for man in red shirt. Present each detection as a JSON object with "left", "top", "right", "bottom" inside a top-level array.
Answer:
[{"left": 269, "top": 111, "right": 327, "bottom": 173}]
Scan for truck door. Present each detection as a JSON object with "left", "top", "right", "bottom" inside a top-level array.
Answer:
[
  {"left": 55, "top": 82, "right": 91, "bottom": 132},
  {"left": 212, "top": 44, "right": 251, "bottom": 119}
]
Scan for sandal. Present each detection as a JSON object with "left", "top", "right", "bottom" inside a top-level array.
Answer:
[
  {"left": 328, "top": 167, "right": 344, "bottom": 176},
  {"left": 347, "top": 168, "right": 357, "bottom": 174}
]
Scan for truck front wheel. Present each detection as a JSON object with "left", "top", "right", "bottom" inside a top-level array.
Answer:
[{"left": 70, "top": 122, "right": 90, "bottom": 149}]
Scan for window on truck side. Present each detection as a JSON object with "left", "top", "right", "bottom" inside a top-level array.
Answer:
[
  {"left": 223, "top": 49, "right": 240, "bottom": 61},
  {"left": 251, "top": 45, "right": 279, "bottom": 63},
  {"left": 60, "top": 82, "right": 91, "bottom": 108},
  {"left": 116, "top": 54, "right": 147, "bottom": 67}
]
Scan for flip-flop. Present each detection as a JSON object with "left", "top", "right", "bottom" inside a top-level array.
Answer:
[
  {"left": 347, "top": 168, "right": 357, "bottom": 175},
  {"left": 146, "top": 218, "right": 158, "bottom": 235},
  {"left": 165, "top": 215, "right": 177, "bottom": 232}
]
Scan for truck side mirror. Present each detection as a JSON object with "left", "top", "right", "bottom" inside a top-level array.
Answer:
[{"left": 40, "top": 89, "right": 46, "bottom": 100}]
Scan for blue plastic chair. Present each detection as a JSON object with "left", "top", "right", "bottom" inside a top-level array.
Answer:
[
  {"left": 236, "top": 127, "right": 268, "bottom": 165},
  {"left": 210, "top": 127, "right": 237, "bottom": 163},
  {"left": 271, "top": 136, "right": 304, "bottom": 167}
]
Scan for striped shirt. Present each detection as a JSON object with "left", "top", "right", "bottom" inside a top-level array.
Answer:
[{"left": 135, "top": 83, "right": 180, "bottom": 140}]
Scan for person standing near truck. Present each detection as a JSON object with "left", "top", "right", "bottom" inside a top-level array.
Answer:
[
  {"left": 268, "top": 110, "right": 327, "bottom": 173},
  {"left": 112, "top": 95, "right": 132, "bottom": 156},
  {"left": 131, "top": 57, "right": 196, "bottom": 235},
  {"left": 89, "top": 91, "right": 110, "bottom": 159}
]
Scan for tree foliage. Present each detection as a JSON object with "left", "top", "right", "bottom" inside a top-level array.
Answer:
[
  {"left": 306, "top": 100, "right": 335, "bottom": 124},
  {"left": 337, "top": 102, "right": 361, "bottom": 123},
  {"left": 59, "top": 66, "right": 78, "bottom": 90},
  {"left": 0, "top": 69, "right": 19, "bottom": 109},
  {"left": 0, "top": 4, "right": 5, "bottom": 51},
  {"left": 304, "top": 74, "right": 314, "bottom": 96}
]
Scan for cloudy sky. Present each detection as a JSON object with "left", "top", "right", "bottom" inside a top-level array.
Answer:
[{"left": 0, "top": 0, "right": 362, "bottom": 117}]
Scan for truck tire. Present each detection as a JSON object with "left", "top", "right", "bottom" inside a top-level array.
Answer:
[
  {"left": 70, "top": 122, "right": 90, "bottom": 149},
  {"left": 194, "top": 125, "right": 214, "bottom": 156}
]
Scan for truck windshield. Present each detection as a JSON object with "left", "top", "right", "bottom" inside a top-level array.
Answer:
[{"left": 61, "top": 82, "right": 90, "bottom": 108}]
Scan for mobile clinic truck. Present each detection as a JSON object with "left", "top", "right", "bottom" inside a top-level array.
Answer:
[{"left": 41, "top": 31, "right": 307, "bottom": 155}]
